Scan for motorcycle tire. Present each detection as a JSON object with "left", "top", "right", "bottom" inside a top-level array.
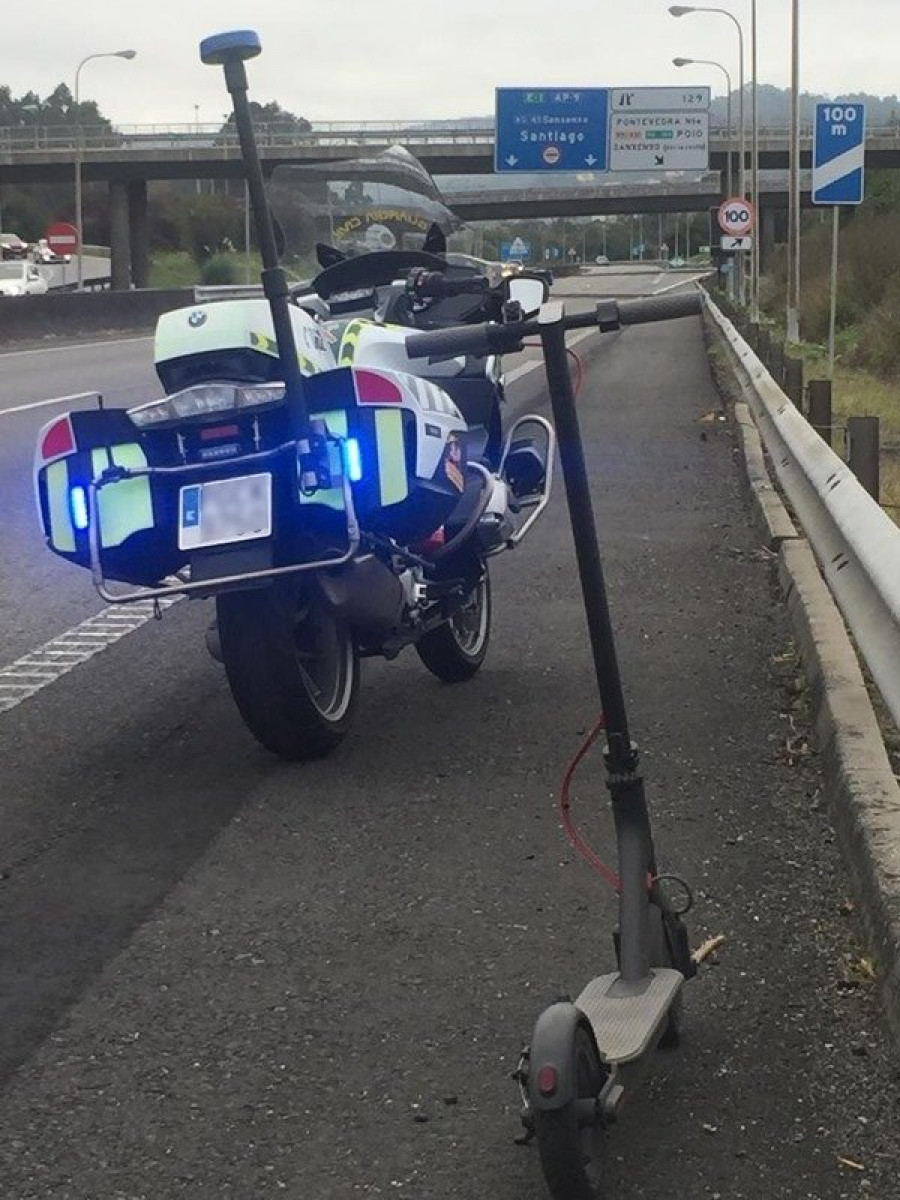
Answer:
[
  {"left": 534, "top": 1021, "right": 606, "bottom": 1200},
  {"left": 216, "top": 584, "right": 359, "bottom": 762},
  {"left": 415, "top": 570, "right": 491, "bottom": 683}
]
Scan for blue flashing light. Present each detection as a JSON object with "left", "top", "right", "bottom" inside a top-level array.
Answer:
[
  {"left": 344, "top": 438, "right": 363, "bottom": 483},
  {"left": 199, "top": 30, "right": 262, "bottom": 66},
  {"left": 70, "top": 486, "right": 89, "bottom": 531}
]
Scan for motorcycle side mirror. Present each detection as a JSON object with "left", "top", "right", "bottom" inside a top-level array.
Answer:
[{"left": 504, "top": 275, "right": 549, "bottom": 318}]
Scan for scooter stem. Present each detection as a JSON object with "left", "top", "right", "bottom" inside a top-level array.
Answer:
[
  {"left": 538, "top": 302, "right": 654, "bottom": 981},
  {"left": 537, "top": 304, "right": 632, "bottom": 759}
]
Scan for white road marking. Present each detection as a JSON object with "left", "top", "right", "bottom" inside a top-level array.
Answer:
[
  {"left": 0, "top": 599, "right": 178, "bottom": 716},
  {"left": 505, "top": 328, "right": 596, "bottom": 385},
  {"left": 651, "top": 274, "right": 705, "bottom": 296},
  {"left": 0, "top": 391, "right": 95, "bottom": 418},
  {"left": 0, "top": 335, "right": 153, "bottom": 360}
]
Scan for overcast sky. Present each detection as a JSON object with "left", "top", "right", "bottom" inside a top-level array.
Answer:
[{"left": 5, "top": 1, "right": 896, "bottom": 126}]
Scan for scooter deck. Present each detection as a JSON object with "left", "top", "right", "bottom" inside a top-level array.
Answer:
[{"left": 576, "top": 968, "right": 683, "bottom": 1066}]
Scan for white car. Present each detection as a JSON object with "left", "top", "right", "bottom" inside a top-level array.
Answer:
[
  {"left": 0, "top": 261, "right": 50, "bottom": 296},
  {"left": 33, "top": 238, "right": 71, "bottom": 265}
]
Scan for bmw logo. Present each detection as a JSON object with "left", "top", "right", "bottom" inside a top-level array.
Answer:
[{"left": 188, "top": 310, "right": 207, "bottom": 328}]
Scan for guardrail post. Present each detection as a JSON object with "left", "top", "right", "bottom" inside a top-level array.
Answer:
[
  {"left": 747, "top": 322, "right": 760, "bottom": 352},
  {"left": 784, "top": 355, "right": 804, "bottom": 407},
  {"left": 769, "top": 340, "right": 785, "bottom": 387},
  {"left": 847, "top": 416, "right": 881, "bottom": 501},
  {"left": 807, "top": 379, "right": 833, "bottom": 447},
  {"left": 757, "top": 327, "right": 771, "bottom": 365}
]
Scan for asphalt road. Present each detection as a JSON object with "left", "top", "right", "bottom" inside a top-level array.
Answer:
[{"left": 0, "top": 276, "right": 897, "bottom": 1199}]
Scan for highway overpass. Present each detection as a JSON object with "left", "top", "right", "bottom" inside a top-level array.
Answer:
[{"left": 3, "top": 117, "right": 889, "bottom": 287}]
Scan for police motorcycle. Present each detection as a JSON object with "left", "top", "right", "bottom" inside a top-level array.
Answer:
[{"left": 33, "top": 91, "right": 554, "bottom": 761}]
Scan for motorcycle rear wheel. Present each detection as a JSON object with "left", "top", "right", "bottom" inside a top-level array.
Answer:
[
  {"left": 217, "top": 584, "right": 359, "bottom": 761},
  {"left": 415, "top": 570, "right": 491, "bottom": 682}
]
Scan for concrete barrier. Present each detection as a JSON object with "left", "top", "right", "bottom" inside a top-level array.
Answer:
[{"left": 0, "top": 288, "right": 194, "bottom": 344}]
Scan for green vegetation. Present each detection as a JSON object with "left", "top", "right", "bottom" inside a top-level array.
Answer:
[{"left": 757, "top": 176, "right": 900, "bottom": 515}]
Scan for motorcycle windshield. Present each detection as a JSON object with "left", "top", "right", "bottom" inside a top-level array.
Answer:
[{"left": 269, "top": 146, "right": 464, "bottom": 278}]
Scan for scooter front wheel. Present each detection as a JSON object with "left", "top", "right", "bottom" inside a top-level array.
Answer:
[
  {"left": 217, "top": 584, "right": 359, "bottom": 761},
  {"left": 534, "top": 1022, "right": 606, "bottom": 1200}
]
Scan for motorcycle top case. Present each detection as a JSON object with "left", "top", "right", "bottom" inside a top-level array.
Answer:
[
  {"left": 153, "top": 298, "right": 337, "bottom": 393},
  {"left": 34, "top": 364, "right": 470, "bottom": 589}
]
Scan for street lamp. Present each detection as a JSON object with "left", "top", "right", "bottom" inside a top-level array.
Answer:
[
  {"left": 74, "top": 49, "right": 137, "bottom": 290},
  {"left": 673, "top": 57, "right": 733, "bottom": 201},
  {"left": 669, "top": 5, "right": 746, "bottom": 301}
]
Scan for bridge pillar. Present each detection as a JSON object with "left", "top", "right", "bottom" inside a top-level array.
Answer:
[
  {"left": 109, "top": 180, "right": 132, "bottom": 291},
  {"left": 760, "top": 205, "right": 777, "bottom": 273},
  {"left": 128, "top": 179, "right": 150, "bottom": 289}
]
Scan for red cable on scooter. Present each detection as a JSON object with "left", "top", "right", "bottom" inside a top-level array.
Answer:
[{"left": 558, "top": 714, "right": 623, "bottom": 893}]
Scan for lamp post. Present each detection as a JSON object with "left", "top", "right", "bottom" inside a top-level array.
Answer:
[
  {"left": 669, "top": 5, "right": 745, "bottom": 301},
  {"left": 750, "top": 0, "right": 759, "bottom": 321},
  {"left": 673, "top": 57, "right": 733, "bottom": 201},
  {"left": 74, "top": 49, "right": 137, "bottom": 290},
  {"left": 786, "top": 0, "right": 801, "bottom": 342}
]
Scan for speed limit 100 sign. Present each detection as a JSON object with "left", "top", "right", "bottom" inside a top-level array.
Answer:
[{"left": 718, "top": 198, "right": 756, "bottom": 236}]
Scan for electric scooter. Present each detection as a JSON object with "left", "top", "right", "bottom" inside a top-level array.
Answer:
[
  {"left": 406, "top": 290, "right": 703, "bottom": 1197},
  {"left": 202, "top": 28, "right": 703, "bottom": 1198}
]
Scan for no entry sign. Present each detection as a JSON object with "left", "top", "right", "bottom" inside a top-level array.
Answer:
[
  {"left": 46, "top": 222, "right": 79, "bottom": 255},
  {"left": 717, "top": 198, "right": 755, "bottom": 237}
]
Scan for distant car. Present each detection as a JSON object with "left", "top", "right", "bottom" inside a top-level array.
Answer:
[
  {"left": 0, "top": 233, "right": 29, "bottom": 260},
  {"left": 595, "top": 254, "right": 610, "bottom": 266},
  {"left": 0, "top": 261, "right": 50, "bottom": 296},
  {"left": 32, "top": 238, "right": 71, "bottom": 265}
]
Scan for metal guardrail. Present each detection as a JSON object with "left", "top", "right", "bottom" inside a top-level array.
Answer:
[{"left": 703, "top": 290, "right": 900, "bottom": 731}]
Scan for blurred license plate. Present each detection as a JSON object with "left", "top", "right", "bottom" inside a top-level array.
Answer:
[{"left": 178, "top": 473, "right": 272, "bottom": 551}]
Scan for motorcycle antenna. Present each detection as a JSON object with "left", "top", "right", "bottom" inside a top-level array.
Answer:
[{"left": 199, "top": 30, "right": 310, "bottom": 441}]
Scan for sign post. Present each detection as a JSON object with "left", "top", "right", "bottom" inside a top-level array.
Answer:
[
  {"left": 813, "top": 102, "right": 866, "bottom": 377},
  {"left": 717, "top": 198, "right": 755, "bottom": 301}
]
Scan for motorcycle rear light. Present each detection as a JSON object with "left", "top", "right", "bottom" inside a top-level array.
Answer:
[
  {"left": 69, "top": 486, "right": 89, "bottom": 531},
  {"left": 40, "top": 415, "right": 76, "bottom": 461},
  {"left": 354, "top": 369, "right": 403, "bottom": 405},
  {"left": 128, "top": 383, "right": 285, "bottom": 428},
  {"left": 344, "top": 437, "right": 363, "bottom": 483},
  {"left": 536, "top": 1065, "right": 559, "bottom": 1098}
]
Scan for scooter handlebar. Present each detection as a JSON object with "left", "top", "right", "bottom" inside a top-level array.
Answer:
[
  {"left": 405, "top": 288, "right": 702, "bottom": 362},
  {"left": 616, "top": 290, "right": 702, "bottom": 326}
]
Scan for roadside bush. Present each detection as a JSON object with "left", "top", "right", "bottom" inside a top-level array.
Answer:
[
  {"left": 850, "top": 272, "right": 900, "bottom": 377},
  {"left": 200, "top": 254, "right": 238, "bottom": 285}
]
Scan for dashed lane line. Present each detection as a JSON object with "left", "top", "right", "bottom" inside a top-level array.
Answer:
[{"left": 0, "top": 599, "right": 179, "bottom": 716}]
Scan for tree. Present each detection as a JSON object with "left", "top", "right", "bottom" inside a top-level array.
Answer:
[{"left": 220, "top": 100, "right": 311, "bottom": 137}]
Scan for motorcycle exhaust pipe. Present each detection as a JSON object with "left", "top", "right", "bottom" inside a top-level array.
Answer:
[{"left": 316, "top": 556, "right": 405, "bottom": 634}]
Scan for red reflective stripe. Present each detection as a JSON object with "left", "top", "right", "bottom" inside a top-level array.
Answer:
[
  {"left": 40, "top": 415, "right": 75, "bottom": 461},
  {"left": 354, "top": 369, "right": 403, "bottom": 405}
]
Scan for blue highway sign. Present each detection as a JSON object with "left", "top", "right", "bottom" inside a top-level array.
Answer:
[
  {"left": 495, "top": 88, "right": 609, "bottom": 173},
  {"left": 813, "top": 102, "right": 866, "bottom": 205}
]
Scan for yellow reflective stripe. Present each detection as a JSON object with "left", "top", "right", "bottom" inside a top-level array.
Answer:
[
  {"left": 91, "top": 445, "right": 154, "bottom": 549},
  {"left": 300, "top": 410, "right": 348, "bottom": 511},
  {"left": 249, "top": 330, "right": 279, "bottom": 356},
  {"left": 46, "top": 459, "right": 76, "bottom": 553},
  {"left": 374, "top": 408, "right": 408, "bottom": 507},
  {"left": 338, "top": 319, "right": 370, "bottom": 367}
]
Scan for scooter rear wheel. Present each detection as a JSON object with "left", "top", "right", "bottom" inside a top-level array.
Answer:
[
  {"left": 534, "top": 1022, "right": 606, "bottom": 1200},
  {"left": 217, "top": 584, "right": 359, "bottom": 761}
]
